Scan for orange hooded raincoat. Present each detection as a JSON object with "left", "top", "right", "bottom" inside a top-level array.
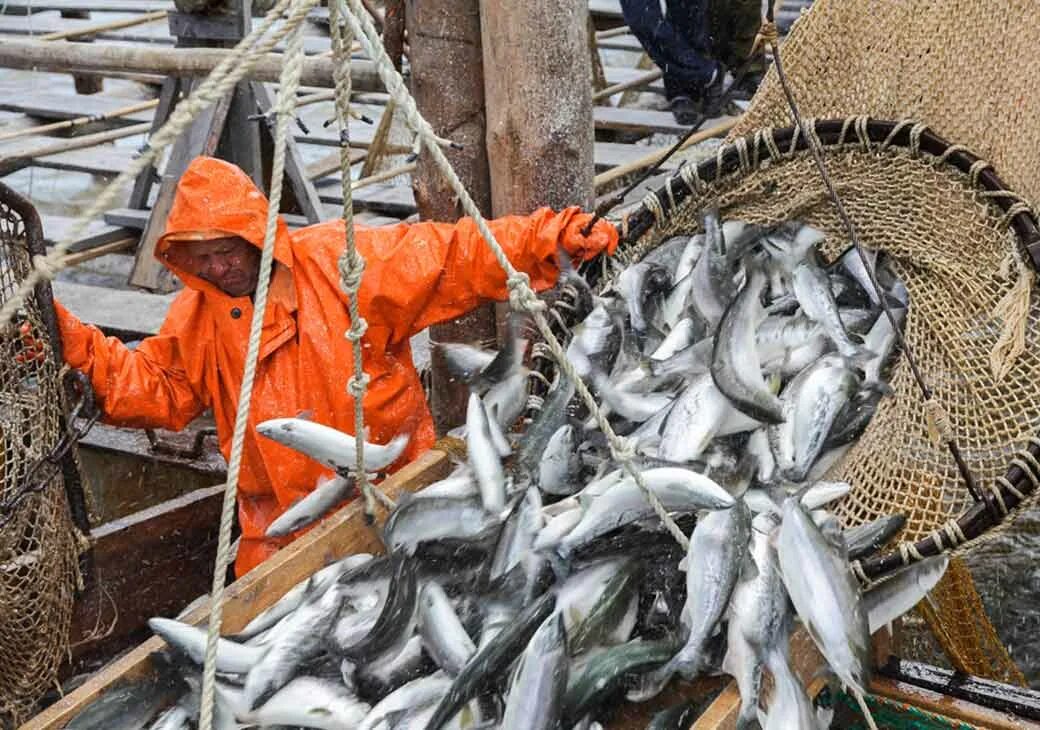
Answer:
[{"left": 55, "top": 156, "right": 617, "bottom": 575}]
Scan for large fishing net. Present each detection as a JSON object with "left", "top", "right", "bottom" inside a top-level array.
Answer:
[
  {"left": 594, "top": 0, "right": 1040, "bottom": 688},
  {"left": 0, "top": 182, "right": 83, "bottom": 726}
]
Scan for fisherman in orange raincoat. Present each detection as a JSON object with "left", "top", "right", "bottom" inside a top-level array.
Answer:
[{"left": 54, "top": 156, "right": 618, "bottom": 576}]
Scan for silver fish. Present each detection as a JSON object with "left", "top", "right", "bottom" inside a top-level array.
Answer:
[
  {"left": 569, "top": 560, "right": 641, "bottom": 653},
  {"left": 838, "top": 245, "right": 881, "bottom": 307},
  {"left": 690, "top": 210, "right": 735, "bottom": 328},
  {"left": 466, "top": 392, "right": 507, "bottom": 513},
  {"left": 147, "top": 618, "right": 264, "bottom": 675},
  {"left": 516, "top": 375, "right": 575, "bottom": 481},
  {"left": 233, "top": 553, "right": 373, "bottom": 641},
  {"left": 724, "top": 512, "right": 789, "bottom": 729},
  {"left": 557, "top": 469, "right": 734, "bottom": 558},
  {"left": 243, "top": 584, "right": 350, "bottom": 710},
  {"left": 660, "top": 374, "right": 760, "bottom": 464},
  {"left": 769, "top": 354, "right": 860, "bottom": 482},
  {"left": 863, "top": 306, "right": 906, "bottom": 386},
  {"left": 484, "top": 369, "right": 529, "bottom": 430},
  {"left": 845, "top": 513, "right": 906, "bottom": 562},
  {"left": 655, "top": 500, "right": 751, "bottom": 685},
  {"left": 533, "top": 508, "right": 583, "bottom": 552},
  {"left": 382, "top": 495, "right": 502, "bottom": 555},
  {"left": 239, "top": 676, "right": 370, "bottom": 730},
  {"left": 358, "top": 672, "right": 452, "bottom": 730},
  {"left": 490, "top": 486, "right": 543, "bottom": 583},
  {"left": 864, "top": 555, "right": 948, "bottom": 634},
  {"left": 712, "top": 264, "right": 784, "bottom": 423},
  {"left": 617, "top": 261, "right": 672, "bottom": 334},
  {"left": 501, "top": 612, "right": 569, "bottom": 730},
  {"left": 265, "top": 474, "right": 356, "bottom": 538},
  {"left": 658, "top": 236, "right": 705, "bottom": 329},
  {"left": 416, "top": 467, "right": 478, "bottom": 500},
  {"left": 540, "top": 425, "right": 581, "bottom": 495},
  {"left": 566, "top": 303, "right": 621, "bottom": 378},
  {"left": 777, "top": 497, "right": 871, "bottom": 695},
  {"left": 592, "top": 370, "right": 675, "bottom": 423},
  {"left": 792, "top": 260, "right": 873, "bottom": 361},
  {"left": 418, "top": 581, "right": 477, "bottom": 676},
  {"left": 257, "top": 418, "right": 410, "bottom": 473},
  {"left": 760, "top": 651, "right": 821, "bottom": 730}
]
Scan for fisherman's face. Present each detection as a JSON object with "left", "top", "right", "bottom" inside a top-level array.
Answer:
[{"left": 169, "top": 237, "right": 261, "bottom": 298}]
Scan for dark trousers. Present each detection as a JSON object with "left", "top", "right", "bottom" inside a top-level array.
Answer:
[{"left": 620, "top": 0, "right": 764, "bottom": 99}]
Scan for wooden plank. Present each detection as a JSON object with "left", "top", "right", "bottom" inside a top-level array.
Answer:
[
  {"left": 52, "top": 281, "right": 178, "bottom": 336},
  {"left": 0, "top": 0, "right": 172, "bottom": 14},
  {"left": 41, "top": 214, "right": 134, "bottom": 251},
  {"left": 597, "top": 34, "right": 644, "bottom": 52},
  {"left": 253, "top": 81, "right": 324, "bottom": 223},
  {"left": 318, "top": 181, "right": 418, "bottom": 217},
  {"left": 128, "top": 77, "right": 180, "bottom": 209},
  {"left": 588, "top": 0, "right": 623, "bottom": 21},
  {"left": 603, "top": 66, "right": 666, "bottom": 94},
  {"left": 25, "top": 449, "right": 452, "bottom": 730},
  {"left": 878, "top": 660, "right": 1040, "bottom": 723},
  {"left": 0, "top": 93, "right": 156, "bottom": 124},
  {"left": 30, "top": 146, "right": 138, "bottom": 176},
  {"left": 105, "top": 206, "right": 318, "bottom": 232},
  {"left": 68, "top": 484, "right": 224, "bottom": 669},
  {"left": 129, "top": 81, "right": 231, "bottom": 291},
  {"left": 868, "top": 678, "right": 1040, "bottom": 730},
  {"left": 593, "top": 105, "right": 687, "bottom": 135},
  {"left": 594, "top": 141, "right": 677, "bottom": 171}
]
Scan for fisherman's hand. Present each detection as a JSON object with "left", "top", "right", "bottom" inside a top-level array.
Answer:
[{"left": 561, "top": 213, "right": 619, "bottom": 263}]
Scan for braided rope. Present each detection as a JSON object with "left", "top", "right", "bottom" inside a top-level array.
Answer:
[
  {"left": 0, "top": 0, "right": 320, "bottom": 329},
  {"left": 328, "top": 0, "right": 394, "bottom": 519},
  {"left": 336, "top": 0, "right": 691, "bottom": 550},
  {"left": 196, "top": 18, "right": 308, "bottom": 730}
]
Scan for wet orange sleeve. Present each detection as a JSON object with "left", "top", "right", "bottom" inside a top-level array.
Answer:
[
  {"left": 54, "top": 300, "right": 207, "bottom": 431},
  {"left": 355, "top": 206, "right": 617, "bottom": 343}
]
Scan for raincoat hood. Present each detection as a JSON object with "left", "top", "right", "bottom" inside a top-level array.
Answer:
[{"left": 156, "top": 156, "right": 294, "bottom": 296}]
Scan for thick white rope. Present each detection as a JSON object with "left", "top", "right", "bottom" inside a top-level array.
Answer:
[
  {"left": 196, "top": 17, "right": 308, "bottom": 730},
  {"left": 0, "top": 0, "right": 322, "bottom": 328},
  {"left": 328, "top": 0, "right": 394, "bottom": 518},
  {"left": 336, "top": 0, "right": 690, "bottom": 550}
]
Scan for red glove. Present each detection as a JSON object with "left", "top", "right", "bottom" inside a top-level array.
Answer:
[{"left": 560, "top": 213, "right": 619, "bottom": 263}]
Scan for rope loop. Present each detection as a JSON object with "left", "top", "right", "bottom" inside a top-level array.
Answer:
[
  {"left": 969, "top": 158, "right": 993, "bottom": 188},
  {"left": 854, "top": 115, "right": 871, "bottom": 152},
  {"left": 507, "top": 272, "right": 547, "bottom": 313},
  {"left": 750, "top": 20, "right": 779, "bottom": 56},
  {"left": 909, "top": 122, "right": 928, "bottom": 157},
  {"left": 878, "top": 119, "right": 913, "bottom": 153},
  {"left": 762, "top": 127, "right": 782, "bottom": 161}
]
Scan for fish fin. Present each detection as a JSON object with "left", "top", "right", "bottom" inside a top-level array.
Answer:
[
  {"left": 295, "top": 409, "right": 315, "bottom": 421},
  {"left": 864, "top": 379, "right": 895, "bottom": 397},
  {"left": 678, "top": 556, "right": 688, "bottom": 572}
]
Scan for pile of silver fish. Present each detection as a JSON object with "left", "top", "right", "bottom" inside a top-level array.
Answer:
[{"left": 68, "top": 213, "right": 952, "bottom": 730}]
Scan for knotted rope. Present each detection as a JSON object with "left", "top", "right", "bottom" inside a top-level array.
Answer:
[
  {"left": 196, "top": 16, "right": 308, "bottom": 730},
  {"left": 328, "top": 0, "right": 394, "bottom": 520}
]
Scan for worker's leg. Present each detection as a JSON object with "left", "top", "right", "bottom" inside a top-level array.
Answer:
[{"left": 619, "top": 0, "right": 718, "bottom": 102}]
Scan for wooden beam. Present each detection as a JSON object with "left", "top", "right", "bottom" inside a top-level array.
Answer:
[
  {"left": 0, "top": 99, "right": 158, "bottom": 143},
  {"left": 593, "top": 117, "right": 739, "bottom": 189},
  {"left": 24, "top": 449, "right": 451, "bottom": 730},
  {"left": 38, "top": 9, "right": 168, "bottom": 41},
  {"left": 60, "top": 236, "right": 137, "bottom": 266},
  {"left": 481, "top": 0, "right": 595, "bottom": 213},
  {"left": 593, "top": 68, "right": 664, "bottom": 102},
  {"left": 0, "top": 122, "right": 152, "bottom": 176},
  {"left": 868, "top": 677, "right": 1040, "bottom": 730},
  {"left": 129, "top": 85, "right": 232, "bottom": 291},
  {"left": 0, "top": 38, "right": 384, "bottom": 90}
]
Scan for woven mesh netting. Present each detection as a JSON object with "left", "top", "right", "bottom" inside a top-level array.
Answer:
[
  {"left": 0, "top": 185, "right": 80, "bottom": 726},
  {"left": 741, "top": 0, "right": 1040, "bottom": 687},
  {"left": 618, "top": 123, "right": 1035, "bottom": 686}
]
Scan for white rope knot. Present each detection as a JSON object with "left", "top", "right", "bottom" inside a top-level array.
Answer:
[
  {"left": 923, "top": 398, "right": 954, "bottom": 445},
  {"left": 348, "top": 373, "right": 370, "bottom": 399},
  {"left": 339, "top": 254, "right": 366, "bottom": 292},
  {"left": 506, "top": 273, "right": 546, "bottom": 312},
  {"left": 31, "top": 254, "right": 60, "bottom": 281},
  {"left": 609, "top": 435, "right": 637, "bottom": 464},
  {"left": 345, "top": 319, "right": 369, "bottom": 341}
]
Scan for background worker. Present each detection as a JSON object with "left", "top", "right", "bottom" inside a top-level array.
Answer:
[
  {"left": 619, "top": 0, "right": 766, "bottom": 124},
  {"left": 53, "top": 156, "right": 618, "bottom": 576}
]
